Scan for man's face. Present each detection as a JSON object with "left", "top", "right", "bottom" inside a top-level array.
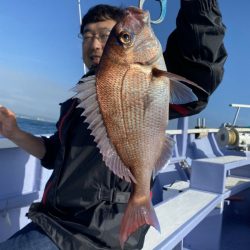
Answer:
[{"left": 82, "top": 19, "right": 117, "bottom": 69}]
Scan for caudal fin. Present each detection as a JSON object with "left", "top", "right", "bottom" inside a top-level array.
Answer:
[{"left": 119, "top": 197, "right": 160, "bottom": 249}]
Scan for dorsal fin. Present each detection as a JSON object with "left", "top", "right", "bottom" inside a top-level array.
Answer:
[{"left": 73, "top": 75, "right": 136, "bottom": 183}]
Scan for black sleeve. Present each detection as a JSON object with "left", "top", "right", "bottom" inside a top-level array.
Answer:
[
  {"left": 164, "top": 0, "right": 227, "bottom": 119},
  {"left": 40, "top": 131, "right": 60, "bottom": 169},
  {"left": 40, "top": 102, "right": 65, "bottom": 169}
]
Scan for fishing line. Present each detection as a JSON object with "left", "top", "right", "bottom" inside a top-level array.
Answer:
[{"left": 139, "top": 0, "right": 167, "bottom": 24}]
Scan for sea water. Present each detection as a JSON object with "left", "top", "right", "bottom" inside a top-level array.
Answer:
[{"left": 16, "top": 117, "right": 56, "bottom": 135}]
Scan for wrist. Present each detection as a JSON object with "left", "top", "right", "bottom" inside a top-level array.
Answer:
[
  {"left": 8, "top": 127, "right": 25, "bottom": 142},
  {"left": 181, "top": 0, "right": 217, "bottom": 12}
]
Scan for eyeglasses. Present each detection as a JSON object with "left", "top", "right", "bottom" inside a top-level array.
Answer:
[{"left": 78, "top": 29, "right": 111, "bottom": 44}]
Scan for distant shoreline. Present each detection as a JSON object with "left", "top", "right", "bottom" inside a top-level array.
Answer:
[{"left": 16, "top": 114, "right": 56, "bottom": 123}]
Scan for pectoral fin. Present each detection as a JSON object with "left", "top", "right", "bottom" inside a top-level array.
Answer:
[
  {"left": 152, "top": 68, "right": 208, "bottom": 104},
  {"left": 169, "top": 80, "right": 198, "bottom": 104}
]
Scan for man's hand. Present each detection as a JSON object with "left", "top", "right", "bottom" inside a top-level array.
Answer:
[
  {"left": 0, "top": 105, "right": 20, "bottom": 140},
  {"left": 0, "top": 105, "right": 46, "bottom": 159}
]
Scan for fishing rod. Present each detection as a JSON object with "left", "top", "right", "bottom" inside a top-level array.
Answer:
[
  {"left": 77, "top": 0, "right": 87, "bottom": 74},
  {"left": 77, "top": 0, "right": 82, "bottom": 25}
]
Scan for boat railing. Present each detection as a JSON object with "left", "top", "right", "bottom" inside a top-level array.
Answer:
[
  {"left": 1, "top": 117, "right": 250, "bottom": 249},
  {"left": 142, "top": 118, "right": 250, "bottom": 249},
  {"left": 143, "top": 154, "right": 250, "bottom": 249}
]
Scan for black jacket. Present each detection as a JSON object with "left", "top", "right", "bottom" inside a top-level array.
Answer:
[
  {"left": 27, "top": 0, "right": 227, "bottom": 249},
  {"left": 166, "top": 0, "right": 227, "bottom": 119},
  {"left": 28, "top": 97, "right": 148, "bottom": 250}
]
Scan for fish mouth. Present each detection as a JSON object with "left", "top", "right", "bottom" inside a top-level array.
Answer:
[
  {"left": 115, "top": 7, "right": 150, "bottom": 39},
  {"left": 125, "top": 6, "right": 144, "bottom": 15},
  {"left": 125, "top": 6, "right": 150, "bottom": 25}
]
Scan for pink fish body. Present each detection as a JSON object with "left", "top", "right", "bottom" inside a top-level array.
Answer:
[{"left": 75, "top": 6, "right": 204, "bottom": 249}]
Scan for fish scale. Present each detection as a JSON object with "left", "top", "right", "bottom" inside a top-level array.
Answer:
[
  {"left": 97, "top": 65, "right": 167, "bottom": 171},
  {"left": 94, "top": 9, "right": 172, "bottom": 248},
  {"left": 74, "top": 6, "right": 205, "bottom": 249}
]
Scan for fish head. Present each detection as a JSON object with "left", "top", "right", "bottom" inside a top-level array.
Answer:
[{"left": 101, "top": 6, "right": 162, "bottom": 66}]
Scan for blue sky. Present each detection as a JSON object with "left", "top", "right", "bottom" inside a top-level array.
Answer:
[{"left": 0, "top": 0, "right": 249, "bottom": 127}]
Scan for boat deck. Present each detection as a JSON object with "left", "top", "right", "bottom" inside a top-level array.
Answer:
[
  {"left": 220, "top": 188, "right": 250, "bottom": 250},
  {"left": 1, "top": 121, "right": 250, "bottom": 249}
]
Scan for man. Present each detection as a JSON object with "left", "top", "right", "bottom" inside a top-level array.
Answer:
[{"left": 0, "top": 1, "right": 227, "bottom": 249}]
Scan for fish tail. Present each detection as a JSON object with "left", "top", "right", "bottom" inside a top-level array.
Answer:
[{"left": 119, "top": 197, "right": 160, "bottom": 249}]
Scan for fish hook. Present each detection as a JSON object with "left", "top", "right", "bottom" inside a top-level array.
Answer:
[{"left": 139, "top": 0, "right": 167, "bottom": 24}]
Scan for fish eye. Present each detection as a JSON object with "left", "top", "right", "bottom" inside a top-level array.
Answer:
[{"left": 119, "top": 31, "right": 132, "bottom": 45}]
